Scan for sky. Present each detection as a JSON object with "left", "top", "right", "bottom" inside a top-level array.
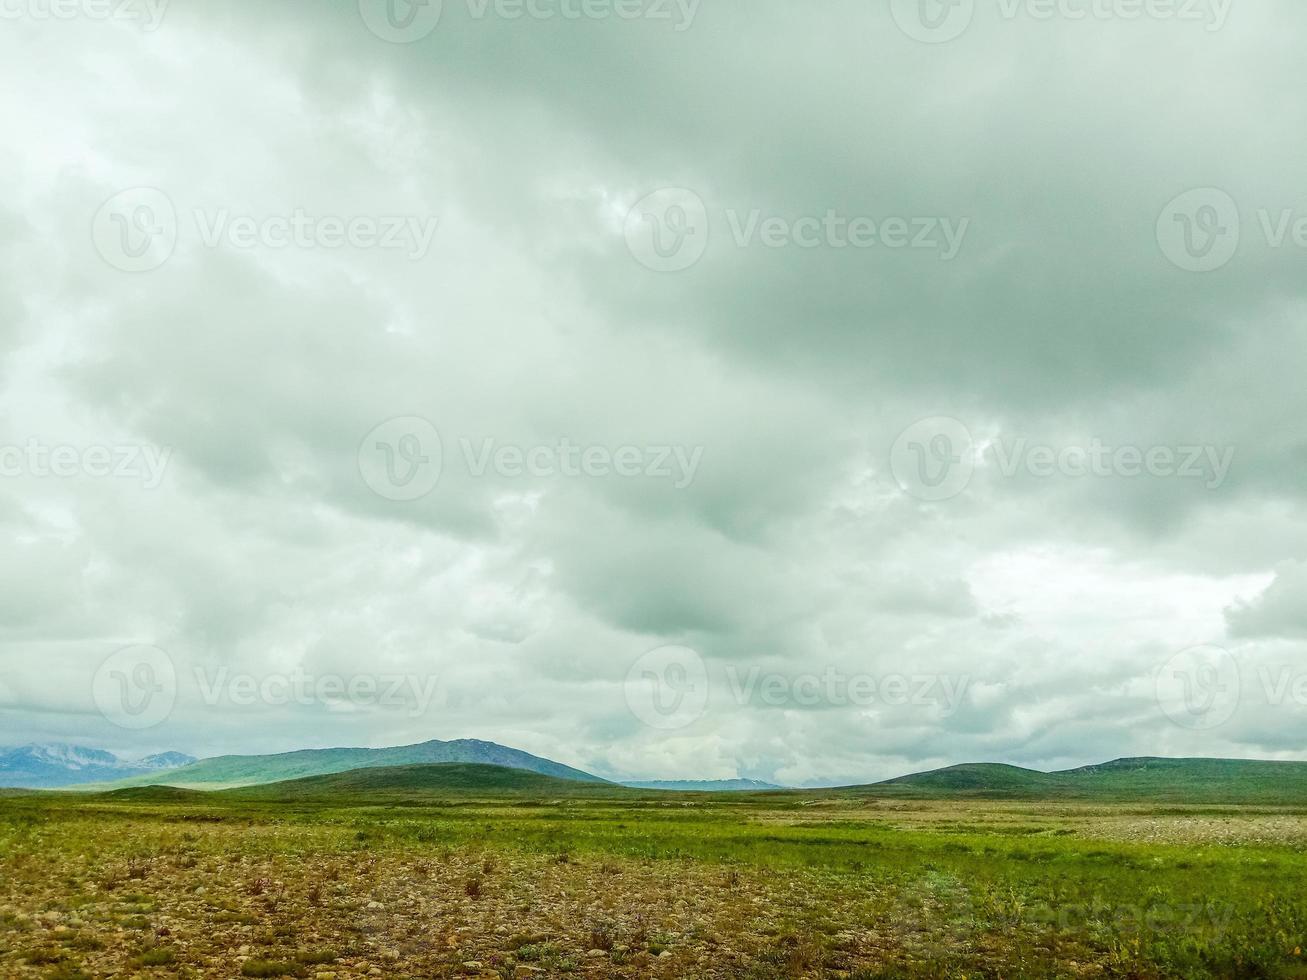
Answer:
[{"left": 1, "top": 0, "right": 1305, "bottom": 787}]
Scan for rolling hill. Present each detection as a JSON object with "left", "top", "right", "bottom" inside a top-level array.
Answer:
[
  {"left": 58, "top": 745, "right": 1307, "bottom": 806},
  {"left": 100, "top": 738, "right": 606, "bottom": 790},
  {"left": 222, "top": 763, "right": 628, "bottom": 801},
  {"left": 859, "top": 757, "right": 1307, "bottom": 804}
]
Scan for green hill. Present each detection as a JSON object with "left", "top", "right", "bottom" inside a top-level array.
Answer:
[
  {"left": 99, "top": 738, "right": 606, "bottom": 790},
  {"left": 222, "top": 763, "right": 629, "bottom": 802},
  {"left": 856, "top": 757, "right": 1307, "bottom": 804},
  {"left": 872, "top": 763, "right": 1063, "bottom": 796},
  {"left": 100, "top": 786, "right": 212, "bottom": 803}
]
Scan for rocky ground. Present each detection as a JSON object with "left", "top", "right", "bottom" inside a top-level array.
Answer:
[
  {"left": 0, "top": 818, "right": 979, "bottom": 978},
  {"left": 2, "top": 799, "right": 1302, "bottom": 978}
]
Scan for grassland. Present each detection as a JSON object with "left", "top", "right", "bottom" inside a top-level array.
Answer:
[{"left": 2, "top": 771, "right": 1306, "bottom": 978}]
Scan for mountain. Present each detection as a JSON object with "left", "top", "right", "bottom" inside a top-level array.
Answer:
[
  {"left": 0, "top": 744, "right": 197, "bottom": 789},
  {"left": 102, "top": 738, "right": 606, "bottom": 790},
  {"left": 622, "top": 779, "right": 784, "bottom": 792},
  {"left": 223, "top": 763, "right": 626, "bottom": 802},
  {"left": 858, "top": 757, "right": 1307, "bottom": 804},
  {"left": 137, "top": 751, "right": 198, "bottom": 770}
]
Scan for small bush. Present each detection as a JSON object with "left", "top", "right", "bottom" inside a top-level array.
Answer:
[
  {"left": 240, "top": 960, "right": 306, "bottom": 978},
  {"left": 135, "top": 946, "right": 177, "bottom": 966}
]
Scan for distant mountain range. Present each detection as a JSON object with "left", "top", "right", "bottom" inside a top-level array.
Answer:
[
  {"left": 96, "top": 738, "right": 607, "bottom": 790},
  {"left": 85, "top": 755, "right": 1307, "bottom": 806},
  {"left": 0, "top": 744, "right": 196, "bottom": 789},
  {"left": 862, "top": 757, "right": 1307, "bottom": 804},
  {"left": 13, "top": 739, "right": 1307, "bottom": 806},
  {"left": 622, "top": 779, "right": 784, "bottom": 792}
]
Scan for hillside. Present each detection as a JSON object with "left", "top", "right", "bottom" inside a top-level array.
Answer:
[
  {"left": 222, "top": 763, "right": 628, "bottom": 802},
  {"left": 856, "top": 757, "right": 1307, "bottom": 804},
  {"left": 871, "top": 763, "right": 1062, "bottom": 796},
  {"left": 101, "top": 738, "right": 606, "bottom": 790}
]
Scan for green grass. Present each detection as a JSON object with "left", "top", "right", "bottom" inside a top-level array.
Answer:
[
  {"left": 4, "top": 778, "right": 1307, "bottom": 977},
  {"left": 240, "top": 960, "right": 305, "bottom": 978}
]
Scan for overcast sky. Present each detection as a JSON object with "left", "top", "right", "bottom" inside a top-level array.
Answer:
[{"left": 1, "top": 0, "right": 1304, "bottom": 787}]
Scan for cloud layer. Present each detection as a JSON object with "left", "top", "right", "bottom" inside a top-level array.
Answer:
[{"left": 1, "top": 0, "right": 1305, "bottom": 785}]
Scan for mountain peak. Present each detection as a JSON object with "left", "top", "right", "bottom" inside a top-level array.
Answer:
[{"left": 0, "top": 744, "right": 195, "bottom": 789}]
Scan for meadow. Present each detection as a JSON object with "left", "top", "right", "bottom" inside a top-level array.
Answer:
[{"left": 2, "top": 785, "right": 1306, "bottom": 978}]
